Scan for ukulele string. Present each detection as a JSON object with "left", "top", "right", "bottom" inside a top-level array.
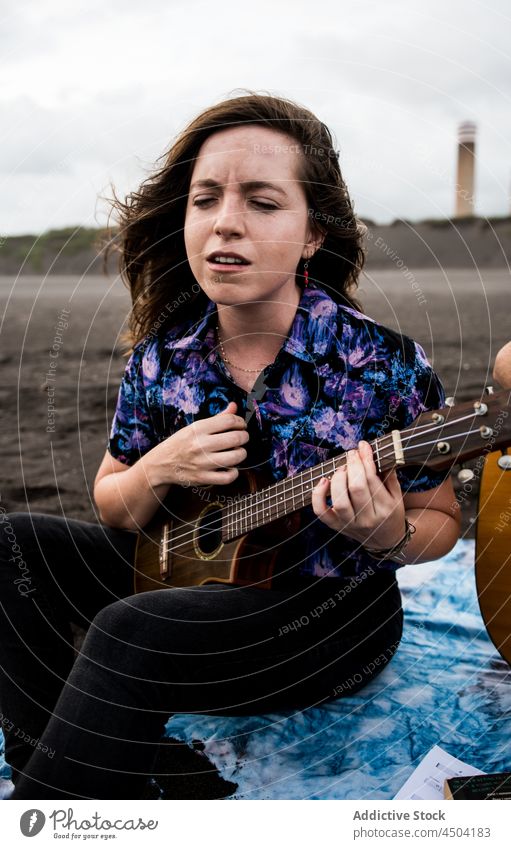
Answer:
[
  {"left": 388, "top": 408, "right": 482, "bottom": 440},
  {"left": 224, "top": 407, "right": 481, "bottom": 523},
  {"left": 211, "top": 408, "right": 483, "bottom": 541},
  {"left": 162, "top": 416, "right": 486, "bottom": 553},
  {"left": 162, "top": 416, "right": 485, "bottom": 554}
]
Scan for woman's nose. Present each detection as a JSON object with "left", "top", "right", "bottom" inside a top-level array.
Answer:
[{"left": 213, "top": 196, "right": 246, "bottom": 235}]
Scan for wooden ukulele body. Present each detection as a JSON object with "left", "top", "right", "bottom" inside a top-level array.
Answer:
[
  {"left": 133, "top": 468, "right": 301, "bottom": 594},
  {"left": 475, "top": 447, "right": 511, "bottom": 665}
]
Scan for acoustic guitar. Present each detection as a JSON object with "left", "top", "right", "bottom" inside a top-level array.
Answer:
[
  {"left": 133, "top": 388, "right": 511, "bottom": 596},
  {"left": 476, "top": 440, "right": 511, "bottom": 666}
]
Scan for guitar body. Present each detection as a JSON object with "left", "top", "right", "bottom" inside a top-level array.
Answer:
[
  {"left": 475, "top": 447, "right": 511, "bottom": 665},
  {"left": 133, "top": 468, "right": 302, "bottom": 594}
]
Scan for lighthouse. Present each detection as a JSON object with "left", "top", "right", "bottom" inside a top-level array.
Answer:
[{"left": 455, "top": 121, "right": 477, "bottom": 217}]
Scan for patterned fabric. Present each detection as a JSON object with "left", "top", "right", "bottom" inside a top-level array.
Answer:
[
  {"left": 159, "top": 541, "right": 510, "bottom": 801},
  {"left": 107, "top": 282, "right": 449, "bottom": 579}
]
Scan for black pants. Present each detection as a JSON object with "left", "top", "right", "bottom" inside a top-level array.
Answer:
[{"left": 0, "top": 511, "right": 403, "bottom": 799}]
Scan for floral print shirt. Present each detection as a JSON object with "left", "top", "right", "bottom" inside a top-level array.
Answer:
[{"left": 108, "top": 282, "right": 449, "bottom": 579}]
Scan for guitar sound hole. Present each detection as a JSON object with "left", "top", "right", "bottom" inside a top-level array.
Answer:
[{"left": 197, "top": 506, "right": 223, "bottom": 555}]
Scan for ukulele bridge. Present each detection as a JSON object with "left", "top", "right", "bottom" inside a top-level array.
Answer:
[{"left": 159, "top": 522, "right": 171, "bottom": 579}]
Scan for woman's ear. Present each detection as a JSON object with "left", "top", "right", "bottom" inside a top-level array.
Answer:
[{"left": 302, "top": 229, "right": 326, "bottom": 259}]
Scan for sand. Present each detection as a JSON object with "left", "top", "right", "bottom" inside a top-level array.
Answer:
[{"left": 1, "top": 268, "right": 509, "bottom": 536}]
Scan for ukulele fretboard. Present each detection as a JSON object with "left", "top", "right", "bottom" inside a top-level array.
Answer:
[{"left": 221, "top": 432, "right": 396, "bottom": 541}]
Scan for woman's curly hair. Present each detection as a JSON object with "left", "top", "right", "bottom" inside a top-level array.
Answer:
[{"left": 98, "top": 88, "right": 367, "bottom": 354}]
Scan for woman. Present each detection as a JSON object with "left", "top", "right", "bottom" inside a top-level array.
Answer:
[{"left": 1, "top": 91, "right": 460, "bottom": 800}]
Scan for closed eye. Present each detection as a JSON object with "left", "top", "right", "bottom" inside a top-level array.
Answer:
[
  {"left": 193, "top": 198, "right": 277, "bottom": 211},
  {"left": 251, "top": 201, "right": 277, "bottom": 211}
]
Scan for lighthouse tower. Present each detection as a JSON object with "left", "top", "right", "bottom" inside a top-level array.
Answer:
[{"left": 455, "top": 121, "right": 477, "bottom": 217}]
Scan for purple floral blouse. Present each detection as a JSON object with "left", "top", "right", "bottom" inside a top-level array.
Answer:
[{"left": 108, "top": 282, "right": 449, "bottom": 579}]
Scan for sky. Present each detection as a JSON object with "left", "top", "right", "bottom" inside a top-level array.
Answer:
[{"left": 1, "top": 0, "right": 510, "bottom": 236}]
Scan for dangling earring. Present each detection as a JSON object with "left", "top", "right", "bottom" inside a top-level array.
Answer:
[{"left": 303, "top": 257, "right": 309, "bottom": 287}]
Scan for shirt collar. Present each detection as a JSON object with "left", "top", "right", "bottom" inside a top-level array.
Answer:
[{"left": 162, "top": 283, "right": 339, "bottom": 364}]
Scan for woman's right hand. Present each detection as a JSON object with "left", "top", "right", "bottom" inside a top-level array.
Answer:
[{"left": 142, "top": 401, "right": 249, "bottom": 488}]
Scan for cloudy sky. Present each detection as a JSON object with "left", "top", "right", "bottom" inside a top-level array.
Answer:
[{"left": 1, "top": 0, "right": 510, "bottom": 235}]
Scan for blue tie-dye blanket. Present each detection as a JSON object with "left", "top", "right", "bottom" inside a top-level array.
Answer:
[{"left": 2, "top": 538, "right": 510, "bottom": 799}]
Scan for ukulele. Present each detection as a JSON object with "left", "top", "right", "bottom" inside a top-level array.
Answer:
[{"left": 133, "top": 388, "right": 511, "bottom": 595}]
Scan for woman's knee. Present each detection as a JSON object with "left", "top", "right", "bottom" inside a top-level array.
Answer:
[
  {"left": 87, "top": 589, "right": 207, "bottom": 659},
  {"left": 88, "top": 592, "right": 166, "bottom": 643},
  {"left": 81, "top": 594, "right": 183, "bottom": 692}
]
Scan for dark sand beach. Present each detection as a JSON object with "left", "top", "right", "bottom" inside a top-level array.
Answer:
[
  {"left": 0, "top": 268, "right": 509, "bottom": 535},
  {"left": 0, "top": 267, "right": 509, "bottom": 797}
]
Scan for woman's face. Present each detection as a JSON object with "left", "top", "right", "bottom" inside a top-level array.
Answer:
[{"left": 184, "top": 124, "right": 321, "bottom": 307}]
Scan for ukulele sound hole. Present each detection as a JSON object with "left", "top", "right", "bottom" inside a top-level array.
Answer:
[{"left": 197, "top": 505, "right": 223, "bottom": 555}]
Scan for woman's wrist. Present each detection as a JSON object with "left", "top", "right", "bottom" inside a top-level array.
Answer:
[
  {"left": 139, "top": 443, "right": 175, "bottom": 489},
  {"left": 140, "top": 451, "right": 158, "bottom": 488},
  {"left": 363, "top": 517, "right": 416, "bottom": 563}
]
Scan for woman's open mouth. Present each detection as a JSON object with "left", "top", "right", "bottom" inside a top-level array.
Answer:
[
  {"left": 206, "top": 252, "right": 252, "bottom": 272},
  {"left": 207, "top": 259, "right": 249, "bottom": 272}
]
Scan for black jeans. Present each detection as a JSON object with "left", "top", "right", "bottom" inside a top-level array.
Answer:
[{"left": 0, "top": 511, "right": 403, "bottom": 800}]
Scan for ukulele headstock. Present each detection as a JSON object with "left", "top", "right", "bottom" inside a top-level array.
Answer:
[{"left": 394, "top": 387, "right": 511, "bottom": 472}]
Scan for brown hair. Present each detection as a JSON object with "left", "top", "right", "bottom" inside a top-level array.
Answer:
[{"left": 99, "top": 88, "right": 367, "bottom": 354}]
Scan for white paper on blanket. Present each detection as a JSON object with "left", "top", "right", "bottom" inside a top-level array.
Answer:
[{"left": 394, "top": 744, "right": 485, "bottom": 800}]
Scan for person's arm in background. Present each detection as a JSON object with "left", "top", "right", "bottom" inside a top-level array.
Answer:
[{"left": 493, "top": 341, "right": 511, "bottom": 390}]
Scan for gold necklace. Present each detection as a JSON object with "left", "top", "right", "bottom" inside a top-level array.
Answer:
[{"left": 215, "top": 325, "right": 274, "bottom": 373}]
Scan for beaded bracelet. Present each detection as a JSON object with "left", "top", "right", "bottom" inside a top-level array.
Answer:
[{"left": 363, "top": 518, "right": 416, "bottom": 563}]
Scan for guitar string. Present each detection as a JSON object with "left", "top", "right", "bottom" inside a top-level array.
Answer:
[{"left": 159, "top": 416, "right": 490, "bottom": 554}]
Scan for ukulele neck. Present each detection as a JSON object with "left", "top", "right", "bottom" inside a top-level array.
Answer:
[{"left": 221, "top": 432, "right": 400, "bottom": 542}]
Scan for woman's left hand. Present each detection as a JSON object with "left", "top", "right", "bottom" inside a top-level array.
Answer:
[{"left": 311, "top": 440, "right": 406, "bottom": 549}]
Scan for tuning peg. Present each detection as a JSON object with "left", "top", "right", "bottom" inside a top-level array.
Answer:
[
  {"left": 457, "top": 465, "right": 476, "bottom": 483},
  {"left": 484, "top": 385, "right": 495, "bottom": 395},
  {"left": 445, "top": 396, "right": 456, "bottom": 407},
  {"left": 497, "top": 451, "right": 511, "bottom": 471},
  {"left": 474, "top": 401, "right": 488, "bottom": 416}
]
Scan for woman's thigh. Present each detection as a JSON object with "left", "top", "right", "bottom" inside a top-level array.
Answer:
[{"left": 86, "top": 570, "right": 403, "bottom": 717}]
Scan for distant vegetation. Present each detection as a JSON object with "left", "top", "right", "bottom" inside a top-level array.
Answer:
[
  {"left": 0, "top": 226, "right": 116, "bottom": 275},
  {"left": 1, "top": 217, "right": 510, "bottom": 274}
]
